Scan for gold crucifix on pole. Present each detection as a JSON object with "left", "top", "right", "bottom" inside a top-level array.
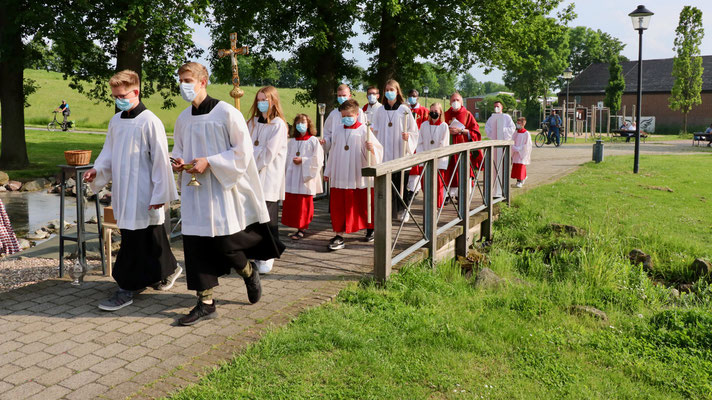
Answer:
[{"left": 217, "top": 32, "right": 249, "bottom": 110}]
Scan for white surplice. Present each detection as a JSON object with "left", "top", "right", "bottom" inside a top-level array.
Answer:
[
  {"left": 248, "top": 116, "right": 288, "bottom": 202},
  {"left": 485, "top": 113, "right": 516, "bottom": 197},
  {"left": 371, "top": 103, "right": 418, "bottom": 162},
  {"left": 512, "top": 130, "right": 533, "bottom": 165},
  {"left": 363, "top": 102, "right": 383, "bottom": 117},
  {"left": 91, "top": 110, "right": 178, "bottom": 230},
  {"left": 323, "top": 123, "right": 383, "bottom": 189},
  {"left": 323, "top": 107, "right": 366, "bottom": 153},
  {"left": 285, "top": 135, "right": 324, "bottom": 195},
  {"left": 173, "top": 101, "right": 270, "bottom": 237}
]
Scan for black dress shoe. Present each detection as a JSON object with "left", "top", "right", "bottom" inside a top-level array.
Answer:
[
  {"left": 178, "top": 300, "right": 217, "bottom": 326},
  {"left": 244, "top": 263, "right": 262, "bottom": 304}
]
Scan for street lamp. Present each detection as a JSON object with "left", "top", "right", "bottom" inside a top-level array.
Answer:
[
  {"left": 629, "top": 4, "right": 653, "bottom": 174},
  {"left": 423, "top": 86, "right": 429, "bottom": 107},
  {"left": 562, "top": 67, "right": 573, "bottom": 143}
]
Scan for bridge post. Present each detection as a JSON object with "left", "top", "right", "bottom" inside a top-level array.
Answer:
[
  {"left": 503, "top": 145, "right": 511, "bottom": 207},
  {"left": 456, "top": 149, "right": 471, "bottom": 258},
  {"left": 482, "top": 147, "right": 493, "bottom": 241},
  {"left": 374, "top": 172, "right": 392, "bottom": 281},
  {"left": 423, "top": 159, "right": 438, "bottom": 263}
]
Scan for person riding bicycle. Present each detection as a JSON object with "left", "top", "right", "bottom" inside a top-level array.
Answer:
[
  {"left": 544, "top": 110, "right": 562, "bottom": 146},
  {"left": 54, "top": 100, "right": 71, "bottom": 131}
]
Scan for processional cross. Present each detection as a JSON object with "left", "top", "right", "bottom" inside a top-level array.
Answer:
[{"left": 217, "top": 32, "right": 249, "bottom": 110}]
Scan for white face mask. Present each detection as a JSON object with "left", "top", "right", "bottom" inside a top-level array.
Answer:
[
  {"left": 450, "top": 101, "right": 461, "bottom": 111},
  {"left": 180, "top": 82, "right": 197, "bottom": 102},
  {"left": 367, "top": 94, "right": 378, "bottom": 105},
  {"left": 494, "top": 106, "right": 502, "bottom": 113}
]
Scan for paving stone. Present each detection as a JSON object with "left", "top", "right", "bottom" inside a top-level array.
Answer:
[
  {"left": 116, "top": 345, "right": 150, "bottom": 362},
  {"left": 66, "top": 342, "right": 102, "bottom": 358},
  {"left": 15, "top": 330, "right": 51, "bottom": 344},
  {"left": 14, "top": 351, "right": 52, "bottom": 368},
  {"left": 0, "top": 381, "right": 44, "bottom": 400},
  {"left": 65, "top": 382, "right": 108, "bottom": 400},
  {"left": 45, "top": 339, "right": 81, "bottom": 356},
  {"left": 0, "top": 364, "right": 22, "bottom": 380},
  {"left": 4, "top": 365, "right": 48, "bottom": 385},
  {"left": 26, "top": 385, "right": 71, "bottom": 400},
  {"left": 38, "top": 331, "right": 74, "bottom": 346},
  {"left": 33, "top": 366, "right": 74, "bottom": 386},
  {"left": 93, "top": 342, "right": 128, "bottom": 359},
  {"left": 125, "top": 356, "right": 160, "bottom": 373},
  {"left": 66, "top": 354, "right": 104, "bottom": 371},
  {"left": 119, "top": 332, "right": 152, "bottom": 347},
  {"left": 59, "top": 370, "right": 100, "bottom": 390},
  {"left": 101, "top": 381, "right": 142, "bottom": 400},
  {"left": 143, "top": 334, "right": 173, "bottom": 350},
  {"left": 89, "top": 356, "right": 128, "bottom": 375},
  {"left": 95, "top": 366, "right": 134, "bottom": 387},
  {"left": 93, "top": 331, "right": 124, "bottom": 346},
  {"left": 129, "top": 366, "right": 166, "bottom": 386},
  {"left": 0, "top": 340, "right": 22, "bottom": 356}
]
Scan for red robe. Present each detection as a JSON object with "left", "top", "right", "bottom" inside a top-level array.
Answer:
[
  {"left": 281, "top": 132, "right": 315, "bottom": 230},
  {"left": 444, "top": 107, "right": 482, "bottom": 190},
  {"left": 410, "top": 105, "right": 429, "bottom": 129}
]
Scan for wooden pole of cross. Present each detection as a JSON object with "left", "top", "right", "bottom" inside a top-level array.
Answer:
[{"left": 217, "top": 32, "right": 249, "bottom": 110}]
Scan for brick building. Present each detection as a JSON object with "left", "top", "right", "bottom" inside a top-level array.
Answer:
[{"left": 557, "top": 56, "right": 712, "bottom": 132}]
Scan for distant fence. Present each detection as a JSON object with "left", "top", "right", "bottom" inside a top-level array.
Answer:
[{"left": 362, "top": 140, "right": 513, "bottom": 281}]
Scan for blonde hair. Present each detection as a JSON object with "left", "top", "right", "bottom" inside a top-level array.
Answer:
[
  {"left": 248, "top": 86, "right": 286, "bottom": 126},
  {"left": 336, "top": 84, "right": 351, "bottom": 94},
  {"left": 109, "top": 70, "right": 140, "bottom": 89},
  {"left": 430, "top": 102, "right": 444, "bottom": 123},
  {"left": 338, "top": 99, "right": 360, "bottom": 115},
  {"left": 291, "top": 114, "right": 316, "bottom": 138},
  {"left": 382, "top": 79, "right": 405, "bottom": 104},
  {"left": 178, "top": 62, "right": 209, "bottom": 84}
]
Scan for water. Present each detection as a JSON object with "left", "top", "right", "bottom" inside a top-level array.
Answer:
[{"left": 0, "top": 191, "right": 100, "bottom": 237}]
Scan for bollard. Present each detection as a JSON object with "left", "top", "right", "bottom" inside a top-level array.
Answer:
[{"left": 592, "top": 139, "right": 604, "bottom": 163}]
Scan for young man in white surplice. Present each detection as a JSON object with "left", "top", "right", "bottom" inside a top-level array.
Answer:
[
  {"left": 371, "top": 79, "right": 418, "bottom": 222},
  {"left": 247, "top": 86, "right": 289, "bottom": 275},
  {"left": 85, "top": 69, "right": 181, "bottom": 312},
  {"left": 171, "top": 62, "right": 284, "bottom": 326},
  {"left": 320, "top": 84, "right": 366, "bottom": 153},
  {"left": 484, "top": 100, "right": 516, "bottom": 197}
]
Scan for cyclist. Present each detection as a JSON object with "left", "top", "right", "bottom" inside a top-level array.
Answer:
[
  {"left": 54, "top": 100, "right": 71, "bottom": 130},
  {"left": 544, "top": 110, "right": 562, "bottom": 146}
]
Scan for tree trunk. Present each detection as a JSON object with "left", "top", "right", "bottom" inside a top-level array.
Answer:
[
  {"left": 314, "top": 2, "right": 338, "bottom": 117},
  {"left": 114, "top": 9, "right": 145, "bottom": 112},
  {"left": 683, "top": 112, "right": 688, "bottom": 134},
  {"left": 0, "top": 2, "right": 30, "bottom": 169},
  {"left": 375, "top": 1, "right": 399, "bottom": 91}
]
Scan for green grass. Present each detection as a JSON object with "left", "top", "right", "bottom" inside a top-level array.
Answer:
[
  {"left": 17, "top": 69, "right": 366, "bottom": 132},
  {"left": 169, "top": 155, "right": 712, "bottom": 400}
]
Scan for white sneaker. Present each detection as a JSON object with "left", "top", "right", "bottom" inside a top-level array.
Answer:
[
  {"left": 402, "top": 211, "right": 410, "bottom": 222},
  {"left": 256, "top": 259, "right": 274, "bottom": 275},
  {"left": 515, "top": 181, "right": 523, "bottom": 188}
]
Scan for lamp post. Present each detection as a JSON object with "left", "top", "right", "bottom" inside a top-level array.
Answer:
[
  {"left": 562, "top": 67, "right": 573, "bottom": 143},
  {"left": 629, "top": 4, "right": 653, "bottom": 174},
  {"left": 423, "top": 86, "right": 429, "bottom": 107}
]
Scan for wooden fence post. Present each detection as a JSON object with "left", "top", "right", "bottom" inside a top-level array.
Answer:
[
  {"left": 456, "top": 149, "right": 471, "bottom": 257},
  {"left": 503, "top": 145, "right": 511, "bottom": 207},
  {"left": 481, "top": 148, "right": 493, "bottom": 241},
  {"left": 374, "top": 172, "right": 392, "bottom": 281},
  {"left": 423, "top": 158, "right": 438, "bottom": 263}
]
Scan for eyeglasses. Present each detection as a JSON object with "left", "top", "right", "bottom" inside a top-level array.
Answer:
[{"left": 111, "top": 90, "right": 137, "bottom": 100}]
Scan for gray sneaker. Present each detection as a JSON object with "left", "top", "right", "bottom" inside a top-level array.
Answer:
[
  {"left": 98, "top": 289, "right": 133, "bottom": 311},
  {"left": 156, "top": 265, "right": 183, "bottom": 291}
]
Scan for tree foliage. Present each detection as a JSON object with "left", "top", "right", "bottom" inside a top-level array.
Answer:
[
  {"left": 604, "top": 56, "right": 625, "bottom": 114},
  {"left": 566, "top": 26, "right": 627, "bottom": 76},
  {"left": 669, "top": 6, "right": 704, "bottom": 133}
]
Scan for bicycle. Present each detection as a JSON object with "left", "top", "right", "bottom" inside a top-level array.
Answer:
[
  {"left": 534, "top": 122, "right": 560, "bottom": 148},
  {"left": 47, "top": 111, "right": 74, "bottom": 132}
]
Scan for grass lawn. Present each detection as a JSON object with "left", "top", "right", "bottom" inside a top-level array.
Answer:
[
  {"left": 169, "top": 154, "right": 712, "bottom": 400},
  {"left": 18, "top": 69, "right": 367, "bottom": 132}
]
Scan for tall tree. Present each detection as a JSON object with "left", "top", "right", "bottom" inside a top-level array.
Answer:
[
  {"left": 669, "top": 6, "right": 704, "bottom": 133},
  {"left": 211, "top": 0, "right": 360, "bottom": 114},
  {"left": 566, "top": 27, "right": 627, "bottom": 76},
  {"left": 503, "top": 16, "right": 570, "bottom": 125},
  {"left": 458, "top": 73, "right": 482, "bottom": 98},
  {"left": 56, "top": 0, "right": 209, "bottom": 110},
  {"left": 604, "top": 56, "right": 625, "bottom": 115},
  {"left": 0, "top": 0, "right": 62, "bottom": 169},
  {"left": 361, "top": 0, "right": 573, "bottom": 92}
]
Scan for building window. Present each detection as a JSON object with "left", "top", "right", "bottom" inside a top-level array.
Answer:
[{"left": 575, "top": 95, "right": 581, "bottom": 105}]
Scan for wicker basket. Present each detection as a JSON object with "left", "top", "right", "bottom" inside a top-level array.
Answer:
[{"left": 64, "top": 150, "right": 92, "bottom": 166}]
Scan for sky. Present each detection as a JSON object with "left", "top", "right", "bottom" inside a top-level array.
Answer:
[{"left": 190, "top": 1, "right": 712, "bottom": 85}]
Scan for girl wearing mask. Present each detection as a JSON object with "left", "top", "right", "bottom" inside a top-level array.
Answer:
[{"left": 407, "top": 102, "right": 450, "bottom": 207}]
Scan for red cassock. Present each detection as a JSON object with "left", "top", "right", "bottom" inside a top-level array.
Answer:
[
  {"left": 444, "top": 107, "right": 482, "bottom": 190},
  {"left": 511, "top": 164, "right": 526, "bottom": 181},
  {"left": 281, "top": 193, "right": 313, "bottom": 230},
  {"left": 411, "top": 106, "right": 429, "bottom": 129},
  {"left": 329, "top": 188, "right": 375, "bottom": 233}
]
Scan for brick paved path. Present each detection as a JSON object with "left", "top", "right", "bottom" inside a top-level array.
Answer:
[{"left": 0, "top": 139, "right": 707, "bottom": 399}]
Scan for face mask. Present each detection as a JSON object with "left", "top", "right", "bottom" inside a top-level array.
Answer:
[
  {"left": 180, "top": 83, "right": 197, "bottom": 102},
  {"left": 494, "top": 106, "right": 502, "bottom": 113},
  {"left": 516, "top": 124, "right": 522, "bottom": 130},
  {"left": 341, "top": 116, "right": 356, "bottom": 126},
  {"left": 408, "top": 97, "right": 417, "bottom": 105},
  {"left": 257, "top": 100, "right": 269, "bottom": 113},
  {"left": 367, "top": 94, "right": 378, "bottom": 104},
  {"left": 115, "top": 97, "right": 134, "bottom": 112},
  {"left": 385, "top": 91, "right": 397, "bottom": 101},
  {"left": 337, "top": 96, "right": 349, "bottom": 105},
  {"left": 429, "top": 111, "right": 439, "bottom": 120},
  {"left": 451, "top": 101, "right": 461, "bottom": 111},
  {"left": 295, "top": 123, "right": 307, "bottom": 134}
]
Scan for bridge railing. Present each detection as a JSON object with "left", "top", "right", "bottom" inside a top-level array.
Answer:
[{"left": 362, "top": 140, "right": 513, "bottom": 281}]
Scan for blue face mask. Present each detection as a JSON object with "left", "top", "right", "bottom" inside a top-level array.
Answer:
[
  {"left": 115, "top": 97, "right": 134, "bottom": 112},
  {"left": 342, "top": 116, "right": 356, "bottom": 127},
  {"left": 408, "top": 96, "right": 417, "bottom": 105},
  {"left": 295, "top": 123, "right": 307, "bottom": 133},
  {"left": 337, "top": 96, "right": 349, "bottom": 105},
  {"left": 180, "top": 83, "right": 197, "bottom": 102},
  {"left": 385, "top": 91, "right": 397, "bottom": 101},
  {"left": 257, "top": 100, "right": 269, "bottom": 113}
]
